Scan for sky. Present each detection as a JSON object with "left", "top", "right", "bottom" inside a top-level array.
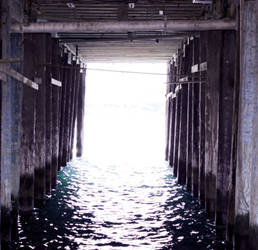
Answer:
[{"left": 82, "top": 62, "right": 167, "bottom": 168}]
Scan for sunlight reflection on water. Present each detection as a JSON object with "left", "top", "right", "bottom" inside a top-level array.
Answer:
[{"left": 17, "top": 159, "right": 227, "bottom": 250}]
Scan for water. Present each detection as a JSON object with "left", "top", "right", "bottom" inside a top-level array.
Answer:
[{"left": 17, "top": 159, "right": 228, "bottom": 250}]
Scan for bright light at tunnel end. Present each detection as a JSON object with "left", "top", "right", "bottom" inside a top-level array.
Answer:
[{"left": 79, "top": 62, "right": 168, "bottom": 168}]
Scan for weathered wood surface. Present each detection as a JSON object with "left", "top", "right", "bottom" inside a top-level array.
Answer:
[
  {"left": 76, "top": 69, "right": 86, "bottom": 157},
  {"left": 205, "top": 31, "right": 222, "bottom": 219},
  {"left": 51, "top": 39, "right": 61, "bottom": 188},
  {"left": 216, "top": 30, "right": 235, "bottom": 239},
  {"left": 235, "top": 2, "right": 257, "bottom": 250},
  {"left": 198, "top": 32, "right": 207, "bottom": 206},
  {"left": 20, "top": 34, "right": 36, "bottom": 214},
  {"left": 191, "top": 37, "right": 199, "bottom": 198},
  {"left": 177, "top": 42, "right": 188, "bottom": 185},
  {"left": 70, "top": 63, "right": 80, "bottom": 159},
  {"left": 168, "top": 63, "right": 176, "bottom": 167},
  {"left": 45, "top": 35, "right": 53, "bottom": 194},
  {"left": 1, "top": 1, "right": 23, "bottom": 247},
  {"left": 58, "top": 51, "right": 68, "bottom": 169}
]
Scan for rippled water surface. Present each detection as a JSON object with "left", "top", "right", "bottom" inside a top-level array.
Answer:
[{"left": 17, "top": 159, "right": 227, "bottom": 250}]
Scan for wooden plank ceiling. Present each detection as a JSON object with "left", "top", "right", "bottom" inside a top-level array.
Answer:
[{"left": 29, "top": 0, "right": 212, "bottom": 62}]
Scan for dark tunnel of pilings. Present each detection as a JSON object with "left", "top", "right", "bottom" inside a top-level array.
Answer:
[
  {"left": 0, "top": 1, "right": 257, "bottom": 250},
  {"left": 165, "top": 28, "right": 257, "bottom": 250},
  {"left": 0, "top": 33, "right": 86, "bottom": 249}
]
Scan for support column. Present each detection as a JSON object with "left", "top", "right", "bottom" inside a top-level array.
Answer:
[
  {"left": 199, "top": 32, "right": 207, "bottom": 206},
  {"left": 58, "top": 50, "right": 68, "bottom": 169},
  {"left": 67, "top": 59, "right": 76, "bottom": 160},
  {"left": 165, "top": 63, "right": 172, "bottom": 162},
  {"left": 173, "top": 51, "right": 181, "bottom": 177},
  {"left": 51, "top": 39, "right": 60, "bottom": 188},
  {"left": 168, "top": 62, "right": 176, "bottom": 167},
  {"left": 70, "top": 62, "right": 80, "bottom": 160},
  {"left": 191, "top": 37, "right": 199, "bottom": 197},
  {"left": 249, "top": 2, "right": 258, "bottom": 250},
  {"left": 76, "top": 69, "right": 86, "bottom": 157},
  {"left": 235, "top": 2, "right": 257, "bottom": 249},
  {"left": 1, "top": 1, "right": 23, "bottom": 247},
  {"left": 34, "top": 34, "right": 47, "bottom": 203},
  {"left": 45, "top": 36, "right": 52, "bottom": 194},
  {"left": 177, "top": 42, "right": 188, "bottom": 185},
  {"left": 216, "top": 30, "right": 236, "bottom": 239},
  {"left": 10, "top": 34, "right": 23, "bottom": 242},
  {"left": 205, "top": 31, "right": 222, "bottom": 218},
  {"left": 20, "top": 34, "right": 36, "bottom": 213},
  {"left": 186, "top": 38, "right": 193, "bottom": 191},
  {"left": 62, "top": 53, "right": 72, "bottom": 165}
]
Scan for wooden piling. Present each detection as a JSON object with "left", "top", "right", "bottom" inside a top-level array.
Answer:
[
  {"left": 34, "top": 34, "right": 47, "bottom": 203},
  {"left": 198, "top": 32, "right": 207, "bottom": 206},
  {"left": 226, "top": 27, "right": 240, "bottom": 245},
  {"left": 172, "top": 51, "right": 181, "bottom": 177},
  {"left": 165, "top": 64, "right": 172, "bottom": 162},
  {"left": 58, "top": 51, "right": 68, "bottom": 169},
  {"left": 20, "top": 34, "right": 36, "bottom": 213},
  {"left": 45, "top": 36, "right": 52, "bottom": 194},
  {"left": 186, "top": 39, "right": 193, "bottom": 191},
  {"left": 51, "top": 39, "right": 61, "bottom": 188},
  {"left": 235, "top": 2, "right": 257, "bottom": 249},
  {"left": 191, "top": 37, "right": 199, "bottom": 197},
  {"left": 168, "top": 63, "right": 176, "bottom": 167},
  {"left": 9, "top": 34, "right": 23, "bottom": 243},
  {"left": 177, "top": 43, "right": 188, "bottom": 185},
  {"left": 62, "top": 53, "right": 73, "bottom": 165},
  {"left": 216, "top": 30, "right": 236, "bottom": 239},
  {"left": 249, "top": 2, "right": 258, "bottom": 249},
  {"left": 69, "top": 62, "right": 80, "bottom": 160},
  {"left": 205, "top": 31, "right": 222, "bottom": 219},
  {"left": 1, "top": 1, "right": 23, "bottom": 246},
  {"left": 76, "top": 69, "right": 86, "bottom": 157}
]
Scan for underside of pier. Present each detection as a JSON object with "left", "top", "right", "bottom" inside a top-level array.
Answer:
[{"left": 0, "top": 0, "right": 257, "bottom": 249}]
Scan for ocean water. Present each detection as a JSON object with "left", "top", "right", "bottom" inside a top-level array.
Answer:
[{"left": 17, "top": 159, "right": 228, "bottom": 250}]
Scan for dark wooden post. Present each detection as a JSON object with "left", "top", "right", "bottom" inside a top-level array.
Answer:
[
  {"left": 20, "top": 35, "right": 36, "bottom": 214},
  {"left": 70, "top": 62, "right": 80, "bottom": 160},
  {"left": 58, "top": 50, "right": 68, "bottom": 169},
  {"left": 186, "top": 38, "right": 193, "bottom": 191},
  {"left": 235, "top": 2, "right": 257, "bottom": 249},
  {"left": 198, "top": 32, "right": 207, "bottom": 206},
  {"left": 173, "top": 50, "right": 181, "bottom": 177},
  {"left": 191, "top": 37, "right": 200, "bottom": 197},
  {"left": 76, "top": 69, "right": 86, "bottom": 157},
  {"left": 165, "top": 63, "right": 172, "bottom": 162},
  {"left": 34, "top": 34, "right": 47, "bottom": 203},
  {"left": 62, "top": 52, "right": 73, "bottom": 165},
  {"left": 216, "top": 30, "right": 236, "bottom": 239},
  {"left": 226, "top": 29, "right": 240, "bottom": 245},
  {"left": 45, "top": 35, "right": 52, "bottom": 194},
  {"left": 67, "top": 59, "right": 76, "bottom": 160},
  {"left": 177, "top": 42, "right": 188, "bottom": 185},
  {"left": 1, "top": 1, "right": 23, "bottom": 246},
  {"left": 205, "top": 31, "right": 222, "bottom": 219},
  {"left": 51, "top": 39, "right": 61, "bottom": 188},
  {"left": 168, "top": 62, "right": 176, "bottom": 167}
]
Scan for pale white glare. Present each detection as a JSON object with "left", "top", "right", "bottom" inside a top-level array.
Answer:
[{"left": 83, "top": 63, "right": 167, "bottom": 168}]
